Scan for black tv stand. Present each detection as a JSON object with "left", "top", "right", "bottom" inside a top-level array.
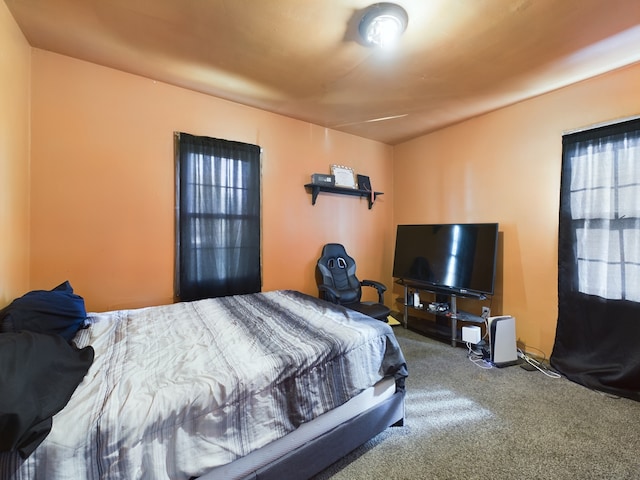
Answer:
[{"left": 396, "top": 279, "right": 487, "bottom": 347}]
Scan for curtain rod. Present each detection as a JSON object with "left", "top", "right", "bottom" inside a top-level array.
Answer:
[{"left": 563, "top": 114, "right": 640, "bottom": 135}]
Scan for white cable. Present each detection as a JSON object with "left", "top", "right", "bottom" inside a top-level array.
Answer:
[
  {"left": 467, "top": 342, "right": 492, "bottom": 369},
  {"left": 518, "top": 349, "right": 562, "bottom": 379}
]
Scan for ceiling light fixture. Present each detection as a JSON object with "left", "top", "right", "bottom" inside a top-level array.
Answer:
[{"left": 358, "top": 3, "right": 408, "bottom": 49}]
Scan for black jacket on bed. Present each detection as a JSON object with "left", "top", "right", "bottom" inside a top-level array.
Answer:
[
  {"left": 0, "top": 331, "right": 94, "bottom": 458},
  {"left": 0, "top": 281, "right": 94, "bottom": 458}
]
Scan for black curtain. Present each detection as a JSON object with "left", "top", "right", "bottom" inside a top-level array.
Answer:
[
  {"left": 175, "top": 132, "right": 261, "bottom": 301},
  {"left": 551, "top": 118, "right": 640, "bottom": 401}
]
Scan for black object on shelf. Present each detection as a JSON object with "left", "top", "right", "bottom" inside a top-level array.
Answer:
[{"left": 304, "top": 183, "right": 383, "bottom": 209}]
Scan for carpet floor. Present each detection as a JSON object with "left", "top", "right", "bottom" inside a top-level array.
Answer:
[{"left": 313, "top": 326, "right": 640, "bottom": 480}]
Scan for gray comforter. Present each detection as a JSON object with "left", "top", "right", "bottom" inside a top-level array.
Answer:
[{"left": 0, "top": 289, "right": 407, "bottom": 480}]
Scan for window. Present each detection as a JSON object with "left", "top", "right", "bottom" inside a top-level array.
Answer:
[
  {"left": 175, "top": 132, "right": 261, "bottom": 301},
  {"left": 564, "top": 120, "right": 640, "bottom": 301}
]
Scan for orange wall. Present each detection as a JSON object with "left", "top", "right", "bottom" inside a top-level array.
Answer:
[
  {"left": 0, "top": 2, "right": 31, "bottom": 305},
  {"left": 29, "top": 50, "right": 394, "bottom": 312},
  {"left": 394, "top": 63, "right": 640, "bottom": 356},
  {"left": 8, "top": 6, "right": 640, "bottom": 358}
]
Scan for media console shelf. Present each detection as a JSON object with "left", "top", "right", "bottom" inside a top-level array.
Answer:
[
  {"left": 397, "top": 279, "right": 487, "bottom": 347},
  {"left": 304, "top": 183, "right": 383, "bottom": 209}
]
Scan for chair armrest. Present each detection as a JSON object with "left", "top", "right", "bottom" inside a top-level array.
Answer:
[
  {"left": 361, "top": 280, "right": 387, "bottom": 303},
  {"left": 318, "top": 285, "right": 341, "bottom": 304}
]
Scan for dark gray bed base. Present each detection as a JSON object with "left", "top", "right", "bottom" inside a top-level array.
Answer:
[{"left": 239, "top": 389, "right": 406, "bottom": 480}]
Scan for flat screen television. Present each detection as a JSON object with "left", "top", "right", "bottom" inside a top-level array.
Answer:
[{"left": 392, "top": 223, "right": 499, "bottom": 298}]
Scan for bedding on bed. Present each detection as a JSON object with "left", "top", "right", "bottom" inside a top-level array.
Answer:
[{"left": 0, "top": 289, "right": 407, "bottom": 480}]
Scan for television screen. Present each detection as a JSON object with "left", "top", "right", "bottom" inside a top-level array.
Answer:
[{"left": 392, "top": 223, "right": 499, "bottom": 297}]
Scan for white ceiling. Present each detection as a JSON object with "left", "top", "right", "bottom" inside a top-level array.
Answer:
[{"left": 6, "top": 0, "right": 640, "bottom": 145}]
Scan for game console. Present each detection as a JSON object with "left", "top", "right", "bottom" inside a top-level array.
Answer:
[{"left": 487, "top": 315, "right": 518, "bottom": 367}]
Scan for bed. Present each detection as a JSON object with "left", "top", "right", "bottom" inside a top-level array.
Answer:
[{"left": 0, "top": 288, "right": 407, "bottom": 480}]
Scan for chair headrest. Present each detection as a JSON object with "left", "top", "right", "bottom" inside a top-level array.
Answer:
[{"left": 321, "top": 243, "right": 348, "bottom": 258}]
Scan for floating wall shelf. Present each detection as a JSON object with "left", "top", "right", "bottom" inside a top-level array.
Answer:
[{"left": 304, "top": 183, "right": 383, "bottom": 209}]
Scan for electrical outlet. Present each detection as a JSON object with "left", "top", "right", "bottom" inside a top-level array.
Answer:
[{"left": 481, "top": 306, "right": 491, "bottom": 318}]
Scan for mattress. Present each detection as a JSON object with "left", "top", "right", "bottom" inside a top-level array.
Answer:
[{"left": 1, "top": 290, "right": 407, "bottom": 480}]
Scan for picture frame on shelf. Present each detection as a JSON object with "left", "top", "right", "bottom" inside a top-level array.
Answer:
[{"left": 330, "top": 164, "right": 357, "bottom": 189}]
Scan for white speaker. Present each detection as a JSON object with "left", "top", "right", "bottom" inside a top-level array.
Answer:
[{"left": 488, "top": 316, "right": 518, "bottom": 367}]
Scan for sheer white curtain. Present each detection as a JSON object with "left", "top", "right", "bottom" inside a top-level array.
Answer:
[{"left": 569, "top": 138, "right": 640, "bottom": 301}]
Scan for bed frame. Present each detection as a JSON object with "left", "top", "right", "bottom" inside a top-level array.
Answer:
[
  {"left": 239, "top": 390, "right": 404, "bottom": 480},
  {"left": 197, "top": 385, "right": 405, "bottom": 480}
]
